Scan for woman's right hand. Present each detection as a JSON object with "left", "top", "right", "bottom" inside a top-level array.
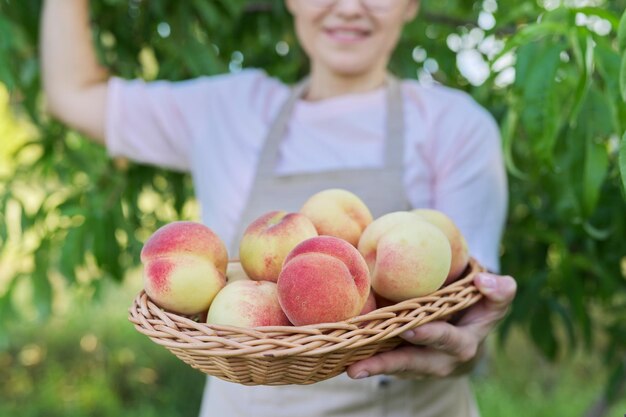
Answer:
[{"left": 41, "top": 0, "right": 108, "bottom": 142}]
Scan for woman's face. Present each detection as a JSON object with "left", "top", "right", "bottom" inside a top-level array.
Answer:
[{"left": 286, "top": 0, "right": 418, "bottom": 78}]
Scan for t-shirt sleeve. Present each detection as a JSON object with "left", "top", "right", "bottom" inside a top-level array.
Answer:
[
  {"left": 429, "top": 94, "right": 508, "bottom": 273},
  {"left": 105, "top": 77, "right": 200, "bottom": 171},
  {"left": 104, "top": 70, "right": 278, "bottom": 172}
]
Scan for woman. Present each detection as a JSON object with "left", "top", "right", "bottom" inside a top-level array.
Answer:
[{"left": 41, "top": 0, "right": 517, "bottom": 416}]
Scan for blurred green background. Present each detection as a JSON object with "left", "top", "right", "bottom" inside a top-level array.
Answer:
[{"left": 1, "top": 0, "right": 626, "bottom": 416}]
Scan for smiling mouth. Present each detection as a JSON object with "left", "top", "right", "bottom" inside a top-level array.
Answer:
[{"left": 324, "top": 28, "right": 371, "bottom": 43}]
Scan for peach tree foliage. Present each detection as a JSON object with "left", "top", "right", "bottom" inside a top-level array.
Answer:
[{"left": 1, "top": 0, "right": 626, "bottom": 403}]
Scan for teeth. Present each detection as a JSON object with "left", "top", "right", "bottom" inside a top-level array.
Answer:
[{"left": 330, "top": 29, "right": 365, "bottom": 39}]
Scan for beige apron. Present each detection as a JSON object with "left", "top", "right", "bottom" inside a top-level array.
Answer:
[{"left": 199, "top": 77, "right": 480, "bottom": 417}]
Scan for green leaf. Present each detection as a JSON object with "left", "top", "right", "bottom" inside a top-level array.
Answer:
[
  {"left": 513, "top": 42, "right": 537, "bottom": 91},
  {"left": 567, "top": 30, "right": 593, "bottom": 127},
  {"left": 620, "top": 52, "right": 626, "bottom": 102},
  {"left": 32, "top": 243, "right": 53, "bottom": 319},
  {"left": 59, "top": 226, "right": 85, "bottom": 283},
  {"left": 606, "top": 360, "right": 626, "bottom": 403},
  {"left": 595, "top": 41, "right": 623, "bottom": 133},
  {"left": 530, "top": 300, "right": 559, "bottom": 360},
  {"left": 618, "top": 132, "right": 626, "bottom": 196},
  {"left": 548, "top": 299, "right": 577, "bottom": 351},
  {"left": 565, "top": 271, "right": 593, "bottom": 349},
  {"left": 582, "top": 136, "right": 609, "bottom": 216},
  {"left": 191, "top": 0, "right": 221, "bottom": 29},
  {"left": 518, "top": 41, "right": 564, "bottom": 159},
  {"left": 583, "top": 221, "right": 612, "bottom": 240},
  {"left": 618, "top": 8, "right": 626, "bottom": 52},
  {"left": 501, "top": 107, "right": 527, "bottom": 179}
]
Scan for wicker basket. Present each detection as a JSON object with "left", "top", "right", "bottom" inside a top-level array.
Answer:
[{"left": 128, "top": 258, "right": 484, "bottom": 386}]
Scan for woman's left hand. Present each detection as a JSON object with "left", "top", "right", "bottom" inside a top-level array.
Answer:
[{"left": 346, "top": 272, "right": 517, "bottom": 380}]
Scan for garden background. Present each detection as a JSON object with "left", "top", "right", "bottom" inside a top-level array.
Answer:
[{"left": 1, "top": 0, "right": 626, "bottom": 416}]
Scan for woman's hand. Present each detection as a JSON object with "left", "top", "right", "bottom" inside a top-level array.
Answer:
[{"left": 346, "top": 272, "right": 517, "bottom": 380}]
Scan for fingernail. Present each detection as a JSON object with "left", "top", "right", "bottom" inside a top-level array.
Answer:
[
  {"left": 478, "top": 274, "right": 496, "bottom": 289},
  {"left": 401, "top": 330, "right": 415, "bottom": 339},
  {"left": 354, "top": 371, "right": 370, "bottom": 379}
]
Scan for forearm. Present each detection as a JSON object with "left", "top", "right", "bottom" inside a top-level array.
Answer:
[{"left": 41, "top": 0, "right": 108, "bottom": 142}]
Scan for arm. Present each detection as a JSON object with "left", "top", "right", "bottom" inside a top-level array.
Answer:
[
  {"left": 347, "top": 97, "right": 516, "bottom": 379},
  {"left": 41, "top": 0, "right": 108, "bottom": 142}
]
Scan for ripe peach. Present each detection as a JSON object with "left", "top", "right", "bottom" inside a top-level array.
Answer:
[
  {"left": 299, "top": 189, "right": 373, "bottom": 247},
  {"left": 277, "top": 236, "right": 371, "bottom": 326},
  {"left": 370, "top": 220, "right": 451, "bottom": 302},
  {"left": 359, "top": 290, "right": 377, "bottom": 315},
  {"left": 357, "top": 211, "right": 424, "bottom": 271},
  {"left": 206, "top": 280, "right": 291, "bottom": 327},
  {"left": 239, "top": 211, "right": 318, "bottom": 282},
  {"left": 141, "top": 221, "right": 228, "bottom": 315},
  {"left": 413, "top": 209, "right": 470, "bottom": 284}
]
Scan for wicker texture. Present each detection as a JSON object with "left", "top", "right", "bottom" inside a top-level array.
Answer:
[{"left": 128, "top": 258, "right": 484, "bottom": 385}]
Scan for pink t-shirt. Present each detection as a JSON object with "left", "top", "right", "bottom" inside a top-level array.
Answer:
[{"left": 106, "top": 69, "right": 507, "bottom": 272}]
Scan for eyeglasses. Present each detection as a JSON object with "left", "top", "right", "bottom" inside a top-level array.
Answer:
[{"left": 307, "top": 0, "right": 399, "bottom": 12}]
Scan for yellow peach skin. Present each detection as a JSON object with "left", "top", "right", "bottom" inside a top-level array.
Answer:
[
  {"left": 412, "top": 209, "right": 470, "bottom": 285},
  {"left": 369, "top": 220, "right": 451, "bottom": 302},
  {"left": 277, "top": 236, "right": 371, "bottom": 326},
  {"left": 239, "top": 211, "right": 318, "bottom": 282},
  {"left": 359, "top": 290, "right": 377, "bottom": 315},
  {"left": 357, "top": 211, "right": 424, "bottom": 271},
  {"left": 206, "top": 280, "right": 291, "bottom": 327},
  {"left": 299, "top": 188, "right": 373, "bottom": 247},
  {"left": 141, "top": 221, "right": 228, "bottom": 315}
]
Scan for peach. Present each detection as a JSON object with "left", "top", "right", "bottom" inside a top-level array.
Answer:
[
  {"left": 277, "top": 236, "right": 371, "bottom": 326},
  {"left": 413, "top": 209, "right": 470, "bottom": 284},
  {"left": 357, "top": 211, "right": 424, "bottom": 271},
  {"left": 299, "top": 188, "right": 373, "bottom": 247},
  {"left": 206, "top": 280, "right": 291, "bottom": 327},
  {"left": 239, "top": 211, "right": 318, "bottom": 282},
  {"left": 370, "top": 220, "right": 451, "bottom": 302},
  {"left": 359, "top": 290, "right": 378, "bottom": 315},
  {"left": 141, "top": 221, "right": 228, "bottom": 315}
]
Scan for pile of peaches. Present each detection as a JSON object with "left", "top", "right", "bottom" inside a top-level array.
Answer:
[{"left": 140, "top": 189, "right": 470, "bottom": 328}]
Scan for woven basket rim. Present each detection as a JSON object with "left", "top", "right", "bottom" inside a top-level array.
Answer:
[{"left": 128, "top": 258, "right": 485, "bottom": 359}]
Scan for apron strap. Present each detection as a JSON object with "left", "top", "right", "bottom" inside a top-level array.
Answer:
[
  {"left": 384, "top": 75, "right": 405, "bottom": 168},
  {"left": 256, "top": 75, "right": 405, "bottom": 178}
]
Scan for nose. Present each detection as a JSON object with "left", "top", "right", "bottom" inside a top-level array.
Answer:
[{"left": 333, "top": 0, "right": 367, "bottom": 17}]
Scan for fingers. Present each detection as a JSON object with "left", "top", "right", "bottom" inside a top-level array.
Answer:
[
  {"left": 474, "top": 272, "right": 517, "bottom": 307},
  {"left": 400, "top": 321, "right": 477, "bottom": 362},
  {"left": 346, "top": 345, "right": 452, "bottom": 379},
  {"left": 455, "top": 272, "right": 517, "bottom": 339},
  {"left": 346, "top": 273, "right": 517, "bottom": 380}
]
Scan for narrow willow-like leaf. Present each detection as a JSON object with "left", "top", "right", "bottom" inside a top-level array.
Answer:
[
  {"left": 595, "top": 41, "right": 624, "bottom": 133},
  {"left": 618, "top": 8, "right": 626, "bottom": 52},
  {"left": 606, "top": 361, "right": 626, "bottom": 402},
  {"left": 501, "top": 107, "right": 527, "bottom": 179},
  {"left": 520, "top": 42, "right": 563, "bottom": 159},
  {"left": 568, "top": 30, "right": 593, "bottom": 127},
  {"left": 619, "top": 132, "right": 626, "bottom": 198},
  {"left": 583, "top": 136, "right": 609, "bottom": 216},
  {"left": 530, "top": 300, "right": 559, "bottom": 360},
  {"left": 33, "top": 246, "right": 53, "bottom": 319},
  {"left": 549, "top": 298, "right": 577, "bottom": 352},
  {"left": 620, "top": 52, "right": 626, "bottom": 102}
]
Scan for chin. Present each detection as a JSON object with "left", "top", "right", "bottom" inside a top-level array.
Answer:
[{"left": 321, "top": 57, "right": 386, "bottom": 79}]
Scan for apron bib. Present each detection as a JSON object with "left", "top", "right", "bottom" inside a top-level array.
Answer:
[{"left": 200, "top": 77, "right": 480, "bottom": 417}]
